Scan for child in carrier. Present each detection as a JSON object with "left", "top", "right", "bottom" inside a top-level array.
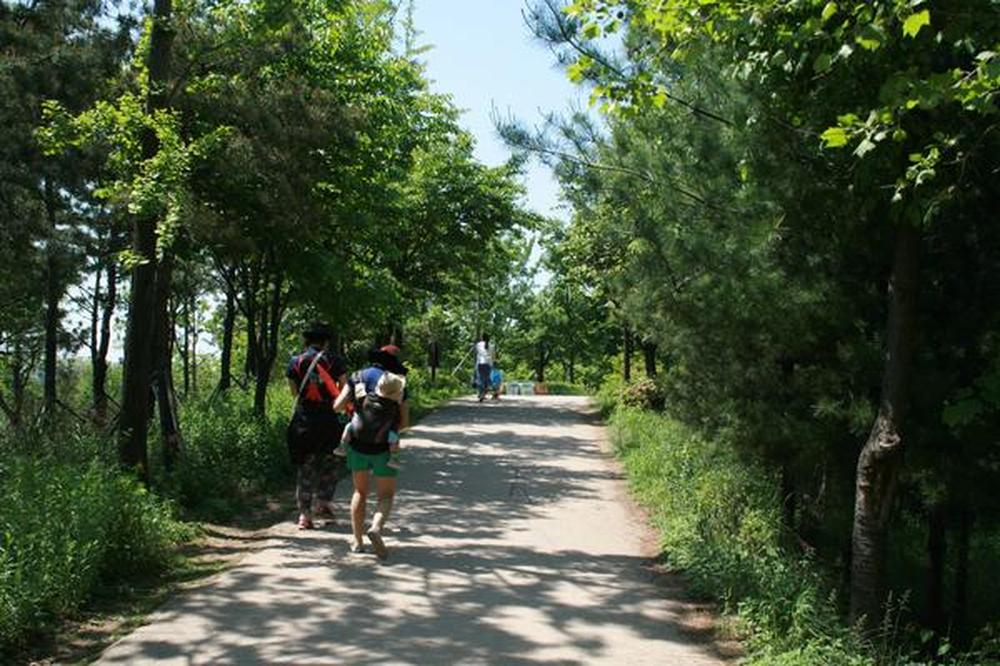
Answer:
[{"left": 333, "top": 371, "right": 406, "bottom": 469}]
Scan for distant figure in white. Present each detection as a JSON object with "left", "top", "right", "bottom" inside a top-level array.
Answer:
[{"left": 474, "top": 334, "right": 494, "bottom": 403}]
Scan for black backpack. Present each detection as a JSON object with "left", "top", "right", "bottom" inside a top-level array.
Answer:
[{"left": 351, "top": 373, "right": 399, "bottom": 445}]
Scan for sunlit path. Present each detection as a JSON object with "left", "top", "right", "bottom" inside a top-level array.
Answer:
[{"left": 97, "top": 396, "right": 731, "bottom": 665}]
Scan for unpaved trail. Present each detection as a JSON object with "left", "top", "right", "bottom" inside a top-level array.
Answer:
[{"left": 97, "top": 396, "right": 734, "bottom": 665}]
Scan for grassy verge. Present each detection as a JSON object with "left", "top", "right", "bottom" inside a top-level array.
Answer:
[
  {"left": 608, "top": 407, "right": 876, "bottom": 665},
  {"left": 608, "top": 407, "right": 1000, "bottom": 665}
]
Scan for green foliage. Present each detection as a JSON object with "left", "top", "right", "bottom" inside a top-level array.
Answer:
[
  {"left": 151, "top": 389, "right": 293, "bottom": 521},
  {"left": 0, "top": 431, "right": 190, "bottom": 652},
  {"left": 609, "top": 407, "right": 869, "bottom": 664}
]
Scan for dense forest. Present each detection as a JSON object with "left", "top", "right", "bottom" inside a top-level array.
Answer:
[{"left": 2, "top": 0, "right": 999, "bottom": 664}]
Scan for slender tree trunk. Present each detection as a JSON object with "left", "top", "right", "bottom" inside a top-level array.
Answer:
[
  {"left": 569, "top": 349, "right": 576, "bottom": 384},
  {"left": 849, "top": 224, "right": 920, "bottom": 630},
  {"left": 642, "top": 340, "right": 657, "bottom": 377},
  {"left": 43, "top": 178, "right": 59, "bottom": 414},
  {"left": 92, "top": 256, "right": 116, "bottom": 425},
  {"left": 253, "top": 271, "right": 284, "bottom": 416},
  {"left": 953, "top": 504, "right": 972, "bottom": 645},
  {"left": 781, "top": 463, "right": 797, "bottom": 534},
  {"left": 535, "top": 344, "right": 546, "bottom": 383},
  {"left": 154, "top": 257, "right": 181, "bottom": 472},
  {"left": 190, "top": 291, "right": 198, "bottom": 396},
  {"left": 181, "top": 292, "right": 190, "bottom": 396},
  {"left": 623, "top": 325, "right": 633, "bottom": 382},
  {"left": 218, "top": 285, "right": 235, "bottom": 392},
  {"left": 925, "top": 502, "right": 947, "bottom": 636},
  {"left": 429, "top": 340, "right": 439, "bottom": 382},
  {"left": 118, "top": 0, "right": 174, "bottom": 482}
]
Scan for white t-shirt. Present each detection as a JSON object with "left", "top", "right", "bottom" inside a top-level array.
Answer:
[{"left": 475, "top": 341, "right": 494, "bottom": 365}]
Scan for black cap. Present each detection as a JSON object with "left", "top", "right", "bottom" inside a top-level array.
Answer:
[
  {"left": 367, "top": 346, "right": 408, "bottom": 375},
  {"left": 302, "top": 322, "right": 333, "bottom": 343}
]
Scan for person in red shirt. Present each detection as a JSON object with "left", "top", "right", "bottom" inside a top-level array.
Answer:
[{"left": 286, "top": 323, "right": 349, "bottom": 529}]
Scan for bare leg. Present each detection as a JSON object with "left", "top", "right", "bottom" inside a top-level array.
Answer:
[
  {"left": 371, "top": 475, "right": 397, "bottom": 532},
  {"left": 350, "top": 470, "right": 370, "bottom": 550}
]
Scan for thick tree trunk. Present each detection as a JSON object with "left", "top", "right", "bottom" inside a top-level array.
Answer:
[
  {"left": 217, "top": 286, "right": 236, "bottom": 392},
  {"left": 849, "top": 224, "right": 920, "bottom": 630},
  {"left": 642, "top": 340, "right": 657, "bottom": 377},
  {"left": 43, "top": 178, "right": 59, "bottom": 413},
  {"left": 117, "top": 0, "right": 174, "bottom": 482},
  {"left": 623, "top": 325, "right": 633, "bottom": 382}
]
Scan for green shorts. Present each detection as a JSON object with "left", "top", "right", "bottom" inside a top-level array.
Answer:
[{"left": 346, "top": 446, "right": 398, "bottom": 478}]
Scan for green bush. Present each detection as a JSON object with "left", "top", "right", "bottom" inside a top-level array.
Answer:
[
  {"left": 151, "top": 391, "right": 293, "bottom": 521},
  {"left": 0, "top": 454, "right": 189, "bottom": 651},
  {"left": 543, "top": 382, "right": 587, "bottom": 396},
  {"left": 608, "top": 407, "right": 867, "bottom": 664},
  {"left": 618, "top": 377, "right": 666, "bottom": 411}
]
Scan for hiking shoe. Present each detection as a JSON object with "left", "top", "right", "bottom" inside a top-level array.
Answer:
[
  {"left": 298, "top": 514, "right": 315, "bottom": 530},
  {"left": 366, "top": 528, "right": 388, "bottom": 560}
]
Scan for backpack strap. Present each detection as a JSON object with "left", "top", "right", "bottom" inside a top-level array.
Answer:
[{"left": 291, "top": 351, "right": 324, "bottom": 417}]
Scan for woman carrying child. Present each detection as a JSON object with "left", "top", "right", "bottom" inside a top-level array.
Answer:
[{"left": 333, "top": 345, "right": 409, "bottom": 559}]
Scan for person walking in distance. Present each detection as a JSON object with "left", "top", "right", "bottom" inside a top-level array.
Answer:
[
  {"left": 334, "top": 345, "right": 409, "bottom": 559},
  {"left": 285, "top": 323, "right": 349, "bottom": 530},
  {"left": 474, "top": 333, "right": 494, "bottom": 403}
]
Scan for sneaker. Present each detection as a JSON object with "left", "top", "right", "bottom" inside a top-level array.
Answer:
[
  {"left": 332, "top": 443, "right": 348, "bottom": 457},
  {"left": 386, "top": 455, "right": 401, "bottom": 470},
  {"left": 297, "top": 514, "right": 315, "bottom": 530},
  {"left": 366, "top": 527, "right": 388, "bottom": 560},
  {"left": 349, "top": 539, "right": 366, "bottom": 554}
]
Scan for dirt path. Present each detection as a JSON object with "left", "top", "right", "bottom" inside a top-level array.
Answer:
[{"left": 97, "top": 396, "right": 734, "bottom": 665}]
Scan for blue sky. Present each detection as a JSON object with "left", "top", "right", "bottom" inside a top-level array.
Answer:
[{"left": 411, "top": 0, "right": 584, "bottom": 221}]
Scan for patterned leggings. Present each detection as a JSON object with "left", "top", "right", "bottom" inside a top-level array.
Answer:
[{"left": 297, "top": 453, "right": 348, "bottom": 514}]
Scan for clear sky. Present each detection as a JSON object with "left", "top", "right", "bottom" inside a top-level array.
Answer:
[{"left": 411, "top": 0, "right": 583, "bottom": 221}]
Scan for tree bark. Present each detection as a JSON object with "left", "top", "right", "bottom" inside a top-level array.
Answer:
[
  {"left": 849, "top": 224, "right": 920, "bottom": 630},
  {"left": 90, "top": 252, "right": 116, "bottom": 425},
  {"left": 953, "top": 504, "right": 972, "bottom": 645},
  {"left": 43, "top": 177, "right": 59, "bottom": 414},
  {"left": 642, "top": 340, "right": 657, "bottom": 377},
  {"left": 535, "top": 343, "right": 547, "bottom": 383},
  {"left": 925, "top": 501, "right": 947, "bottom": 636},
  {"left": 217, "top": 285, "right": 236, "bottom": 392},
  {"left": 117, "top": 0, "right": 174, "bottom": 482},
  {"left": 623, "top": 325, "right": 633, "bottom": 382},
  {"left": 153, "top": 256, "right": 181, "bottom": 472}
]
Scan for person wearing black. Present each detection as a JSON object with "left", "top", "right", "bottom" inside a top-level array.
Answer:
[{"left": 286, "top": 323, "right": 349, "bottom": 530}]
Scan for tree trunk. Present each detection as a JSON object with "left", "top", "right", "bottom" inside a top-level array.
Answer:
[
  {"left": 217, "top": 285, "right": 235, "bottom": 392},
  {"left": 190, "top": 291, "right": 198, "bottom": 396},
  {"left": 154, "top": 256, "right": 181, "bottom": 473},
  {"left": 623, "top": 325, "right": 633, "bottom": 382},
  {"left": 181, "top": 292, "right": 191, "bottom": 397},
  {"left": 252, "top": 271, "right": 285, "bottom": 416},
  {"left": 91, "top": 252, "right": 118, "bottom": 426},
  {"left": 117, "top": 0, "right": 174, "bottom": 482},
  {"left": 925, "top": 502, "right": 947, "bottom": 637},
  {"left": 953, "top": 504, "right": 972, "bottom": 645},
  {"left": 535, "top": 344, "right": 546, "bottom": 383},
  {"left": 429, "top": 340, "right": 439, "bottom": 382},
  {"left": 642, "top": 340, "right": 657, "bottom": 377},
  {"left": 43, "top": 177, "right": 59, "bottom": 414},
  {"left": 849, "top": 224, "right": 920, "bottom": 630}
]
